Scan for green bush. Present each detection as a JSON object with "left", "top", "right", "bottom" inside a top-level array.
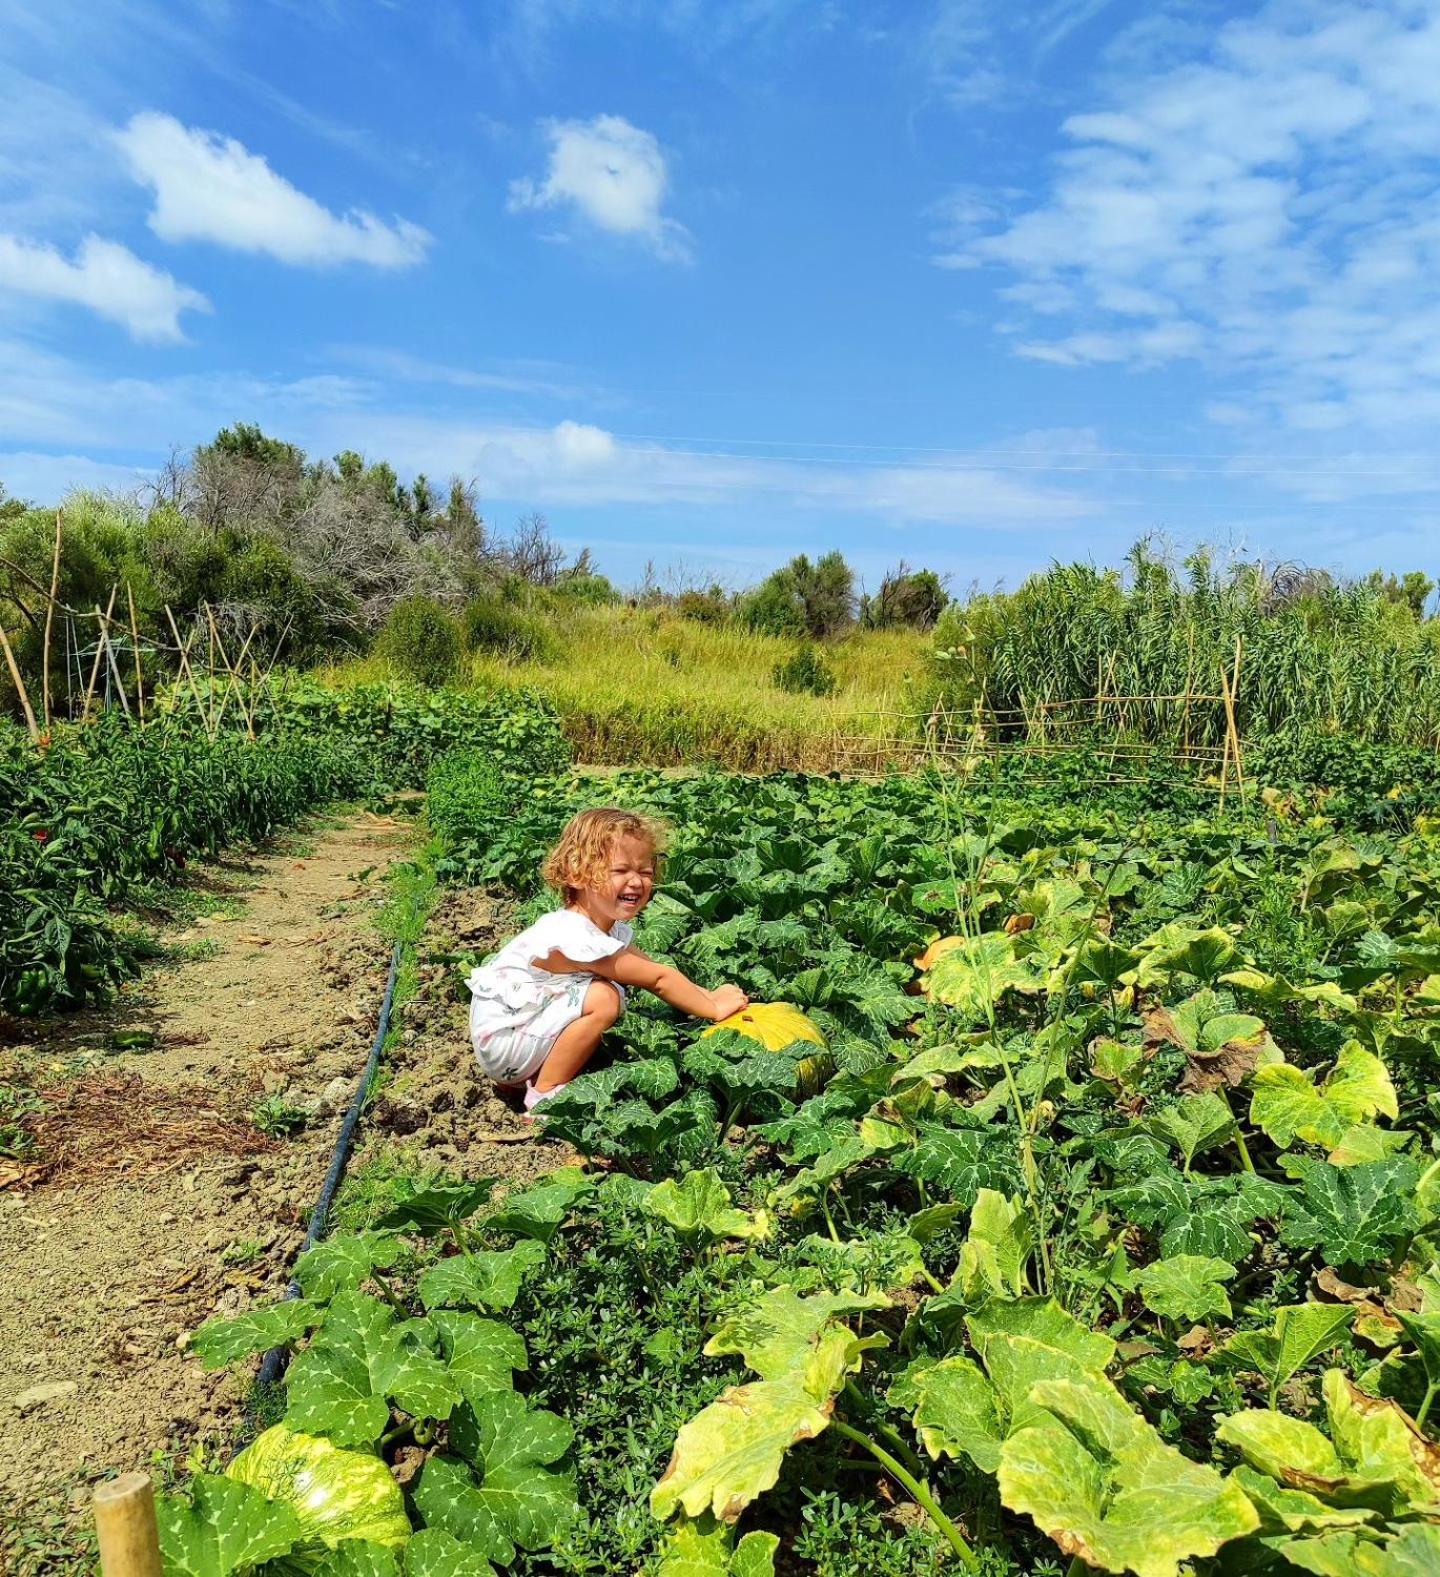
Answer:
[
  {"left": 377, "top": 596, "right": 460, "bottom": 687},
  {"left": 741, "top": 552, "right": 855, "bottom": 639},
  {"left": 675, "top": 585, "right": 732, "bottom": 624},
  {"left": 460, "top": 592, "right": 556, "bottom": 662},
  {"left": 772, "top": 643, "right": 837, "bottom": 697}
]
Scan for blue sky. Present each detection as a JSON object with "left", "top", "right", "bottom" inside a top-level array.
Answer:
[{"left": 3, "top": 0, "right": 1439, "bottom": 592}]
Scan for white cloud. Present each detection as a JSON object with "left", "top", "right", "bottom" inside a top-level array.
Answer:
[
  {"left": 0, "top": 449, "right": 151, "bottom": 502},
  {"left": 509, "top": 115, "right": 693, "bottom": 261},
  {"left": 0, "top": 233, "right": 209, "bottom": 341},
  {"left": 114, "top": 111, "right": 431, "bottom": 268},
  {"left": 952, "top": 0, "right": 1440, "bottom": 454},
  {"left": 0, "top": 337, "right": 1093, "bottom": 527}
]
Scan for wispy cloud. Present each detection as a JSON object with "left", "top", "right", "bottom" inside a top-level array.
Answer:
[
  {"left": 0, "top": 337, "right": 1092, "bottom": 527},
  {"left": 949, "top": 0, "right": 1440, "bottom": 449},
  {"left": 0, "top": 233, "right": 209, "bottom": 341},
  {"left": 114, "top": 112, "right": 432, "bottom": 268},
  {"left": 509, "top": 115, "right": 693, "bottom": 262}
]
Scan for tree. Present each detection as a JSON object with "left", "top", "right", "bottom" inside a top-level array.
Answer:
[
  {"left": 742, "top": 551, "right": 855, "bottom": 639},
  {"left": 860, "top": 562, "right": 949, "bottom": 630},
  {"left": 507, "top": 513, "right": 567, "bottom": 586}
]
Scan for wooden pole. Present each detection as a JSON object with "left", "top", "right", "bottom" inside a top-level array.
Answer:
[
  {"left": 205, "top": 604, "right": 219, "bottom": 734},
  {"left": 0, "top": 622, "right": 40, "bottom": 742},
  {"left": 164, "top": 607, "right": 211, "bottom": 734},
  {"left": 94, "top": 1471, "right": 164, "bottom": 1577},
  {"left": 126, "top": 582, "right": 145, "bottom": 724},
  {"left": 1228, "top": 633, "right": 1246, "bottom": 797},
  {"left": 82, "top": 587, "right": 119, "bottom": 722},
  {"left": 100, "top": 616, "right": 133, "bottom": 719},
  {"left": 41, "top": 510, "right": 62, "bottom": 728}
]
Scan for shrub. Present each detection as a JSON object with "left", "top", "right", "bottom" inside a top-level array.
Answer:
[
  {"left": 460, "top": 592, "right": 556, "bottom": 662},
  {"left": 675, "top": 585, "right": 732, "bottom": 624},
  {"left": 742, "top": 552, "right": 855, "bottom": 639},
  {"left": 860, "top": 563, "right": 949, "bottom": 630},
  {"left": 376, "top": 595, "right": 460, "bottom": 687},
  {"left": 772, "top": 643, "right": 837, "bottom": 697}
]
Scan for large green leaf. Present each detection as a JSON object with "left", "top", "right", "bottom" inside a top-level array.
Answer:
[
  {"left": 191, "top": 1301, "right": 324, "bottom": 1371},
  {"left": 1219, "top": 1369, "right": 1440, "bottom": 1518},
  {"left": 295, "top": 1234, "right": 406, "bottom": 1301},
  {"left": 1278, "top": 1157, "right": 1420, "bottom": 1268},
  {"left": 156, "top": 1474, "right": 301, "bottom": 1577},
  {"left": 997, "top": 1374, "right": 1258, "bottom": 1577},
  {"left": 1135, "top": 924, "right": 1243, "bottom": 988},
  {"left": 955, "top": 1189, "right": 1032, "bottom": 1304},
  {"left": 651, "top": 1327, "right": 856, "bottom": 1523},
  {"left": 703, "top": 1286, "right": 890, "bottom": 1380},
  {"left": 417, "top": 1242, "right": 546, "bottom": 1313},
  {"left": 1222, "top": 1303, "right": 1353, "bottom": 1404},
  {"left": 1251, "top": 1043, "right": 1397, "bottom": 1150},
  {"left": 1231, "top": 1465, "right": 1378, "bottom": 1535},
  {"left": 909, "top": 1355, "right": 1005, "bottom": 1472},
  {"left": 430, "top": 1312, "right": 528, "bottom": 1405},
  {"left": 1275, "top": 1523, "right": 1440, "bottom": 1575},
  {"left": 892, "top": 1122, "right": 1023, "bottom": 1208},
  {"left": 654, "top": 1515, "right": 779, "bottom": 1576},
  {"left": 1134, "top": 1255, "right": 1234, "bottom": 1323},
  {"left": 285, "top": 1293, "right": 460, "bottom": 1446},
  {"left": 1144, "top": 1093, "right": 1236, "bottom": 1169},
  {"left": 923, "top": 932, "right": 1039, "bottom": 1020},
  {"left": 962, "top": 1298, "right": 1116, "bottom": 1447},
  {"left": 485, "top": 1168, "right": 594, "bottom": 1245},
  {"left": 644, "top": 1168, "right": 770, "bottom": 1244},
  {"left": 312, "top": 1540, "right": 401, "bottom": 1577},
  {"left": 413, "top": 1392, "right": 576, "bottom": 1565},
  {"left": 376, "top": 1181, "right": 497, "bottom": 1235},
  {"left": 401, "top": 1529, "right": 496, "bottom": 1577}
]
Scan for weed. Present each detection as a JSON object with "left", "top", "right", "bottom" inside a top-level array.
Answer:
[{"left": 250, "top": 1093, "right": 310, "bottom": 1138}]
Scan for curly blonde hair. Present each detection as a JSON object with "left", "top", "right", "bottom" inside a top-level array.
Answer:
[{"left": 542, "top": 807, "right": 666, "bottom": 902}]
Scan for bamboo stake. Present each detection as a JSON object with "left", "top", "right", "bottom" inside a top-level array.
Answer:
[
  {"left": 126, "top": 582, "right": 145, "bottom": 724},
  {"left": 214, "top": 622, "right": 260, "bottom": 738},
  {"left": 82, "top": 587, "right": 120, "bottom": 721},
  {"left": 0, "top": 622, "right": 40, "bottom": 742},
  {"left": 164, "top": 606, "right": 211, "bottom": 734},
  {"left": 41, "top": 509, "right": 62, "bottom": 728},
  {"left": 205, "top": 604, "right": 220, "bottom": 735},
  {"left": 94, "top": 1471, "right": 163, "bottom": 1577},
  {"left": 1227, "top": 633, "right": 1246, "bottom": 798},
  {"left": 100, "top": 614, "right": 133, "bottom": 719}
]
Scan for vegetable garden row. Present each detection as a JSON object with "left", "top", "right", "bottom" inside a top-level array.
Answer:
[{"left": 150, "top": 712, "right": 1440, "bottom": 1576}]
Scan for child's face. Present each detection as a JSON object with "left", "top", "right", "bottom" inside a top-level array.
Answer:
[{"left": 589, "top": 833, "right": 656, "bottom": 926}]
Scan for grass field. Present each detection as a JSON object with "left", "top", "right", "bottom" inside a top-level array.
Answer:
[{"left": 323, "top": 605, "right": 933, "bottom": 770}]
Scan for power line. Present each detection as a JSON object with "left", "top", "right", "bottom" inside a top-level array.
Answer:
[{"left": 602, "top": 432, "right": 1438, "bottom": 473}]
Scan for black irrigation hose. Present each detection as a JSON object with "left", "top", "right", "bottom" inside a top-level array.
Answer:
[{"left": 255, "top": 937, "right": 403, "bottom": 1388}]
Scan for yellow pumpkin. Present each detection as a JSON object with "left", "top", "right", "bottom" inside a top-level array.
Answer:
[
  {"left": 703, "top": 1002, "right": 831, "bottom": 1095},
  {"left": 915, "top": 936, "right": 964, "bottom": 972}
]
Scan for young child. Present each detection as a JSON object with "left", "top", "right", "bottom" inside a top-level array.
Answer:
[{"left": 468, "top": 807, "right": 748, "bottom": 1115}]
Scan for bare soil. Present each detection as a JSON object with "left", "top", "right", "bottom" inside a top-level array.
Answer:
[
  {"left": 350, "top": 884, "right": 567, "bottom": 1197},
  {"left": 0, "top": 812, "right": 411, "bottom": 1510}
]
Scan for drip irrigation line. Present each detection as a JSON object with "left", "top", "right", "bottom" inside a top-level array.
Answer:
[{"left": 254, "top": 937, "right": 403, "bottom": 1389}]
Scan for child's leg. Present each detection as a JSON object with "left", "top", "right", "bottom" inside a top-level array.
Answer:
[{"left": 532, "top": 981, "right": 622, "bottom": 1093}]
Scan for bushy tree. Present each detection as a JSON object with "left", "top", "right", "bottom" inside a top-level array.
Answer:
[
  {"left": 860, "top": 562, "right": 949, "bottom": 630},
  {"left": 377, "top": 595, "right": 461, "bottom": 687},
  {"left": 742, "top": 551, "right": 855, "bottom": 639}
]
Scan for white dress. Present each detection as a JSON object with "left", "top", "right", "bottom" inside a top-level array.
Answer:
[{"left": 467, "top": 909, "right": 633, "bottom": 1085}]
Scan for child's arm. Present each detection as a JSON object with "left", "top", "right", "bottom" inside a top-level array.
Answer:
[{"left": 536, "top": 945, "right": 747, "bottom": 1021}]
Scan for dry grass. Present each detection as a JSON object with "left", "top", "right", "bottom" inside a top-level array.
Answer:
[{"left": 325, "top": 607, "right": 933, "bottom": 770}]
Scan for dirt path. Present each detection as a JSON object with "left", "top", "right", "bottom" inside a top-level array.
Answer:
[{"left": 0, "top": 810, "right": 411, "bottom": 1519}]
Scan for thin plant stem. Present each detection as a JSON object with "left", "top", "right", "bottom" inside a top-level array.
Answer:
[{"left": 830, "top": 1419, "right": 978, "bottom": 1571}]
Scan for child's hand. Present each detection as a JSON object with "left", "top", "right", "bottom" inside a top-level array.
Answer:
[{"left": 709, "top": 983, "right": 749, "bottom": 1020}]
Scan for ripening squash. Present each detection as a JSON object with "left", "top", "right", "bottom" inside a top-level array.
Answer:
[{"left": 702, "top": 1001, "right": 832, "bottom": 1096}]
